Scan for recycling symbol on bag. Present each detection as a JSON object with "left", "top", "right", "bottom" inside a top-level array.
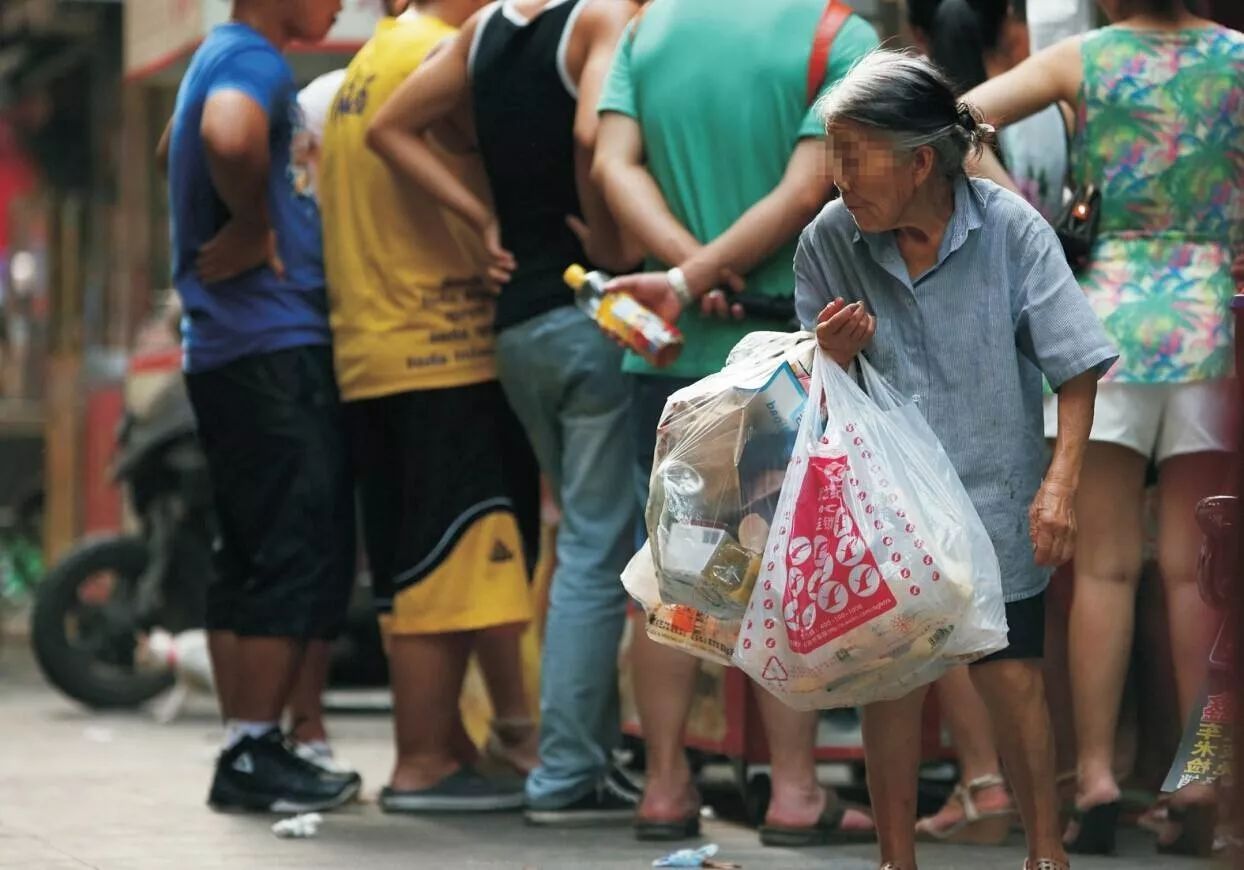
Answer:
[{"left": 762, "top": 656, "right": 789, "bottom": 682}]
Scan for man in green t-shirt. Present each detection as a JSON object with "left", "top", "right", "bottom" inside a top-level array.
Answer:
[{"left": 595, "top": 0, "right": 879, "bottom": 847}]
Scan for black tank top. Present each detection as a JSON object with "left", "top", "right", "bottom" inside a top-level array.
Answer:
[{"left": 470, "top": 0, "right": 591, "bottom": 332}]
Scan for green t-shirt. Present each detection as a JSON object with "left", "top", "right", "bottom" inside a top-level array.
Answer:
[{"left": 598, "top": 0, "right": 878, "bottom": 378}]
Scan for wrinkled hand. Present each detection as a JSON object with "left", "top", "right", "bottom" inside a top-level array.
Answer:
[
  {"left": 1029, "top": 478, "right": 1077, "bottom": 567},
  {"left": 481, "top": 218, "right": 517, "bottom": 288},
  {"left": 603, "top": 272, "right": 683, "bottom": 324},
  {"left": 815, "top": 298, "right": 875, "bottom": 368},
  {"left": 196, "top": 220, "right": 283, "bottom": 284}
]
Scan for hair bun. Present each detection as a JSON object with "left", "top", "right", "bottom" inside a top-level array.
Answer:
[{"left": 957, "top": 106, "right": 978, "bottom": 132}]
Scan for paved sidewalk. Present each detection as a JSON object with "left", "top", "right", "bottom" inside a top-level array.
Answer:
[{"left": 0, "top": 645, "right": 1210, "bottom": 870}]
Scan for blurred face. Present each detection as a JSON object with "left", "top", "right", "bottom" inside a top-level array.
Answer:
[
  {"left": 828, "top": 121, "right": 935, "bottom": 233},
  {"left": 286, "top": 0, "right": 343, "bottom": 43}
]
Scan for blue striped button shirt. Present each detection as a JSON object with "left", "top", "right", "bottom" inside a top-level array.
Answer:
[{"left": 794, "top": 177, "right": 1118, "bottom": 602}]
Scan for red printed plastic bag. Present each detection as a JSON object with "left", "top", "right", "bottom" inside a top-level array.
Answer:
[{"left": 733, "top": 352, "right": 1007, "bottom": 710}]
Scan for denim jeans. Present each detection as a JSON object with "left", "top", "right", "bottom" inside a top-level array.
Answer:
[{"left": 495, "top": 306, "right": 636, "bottom": 808}]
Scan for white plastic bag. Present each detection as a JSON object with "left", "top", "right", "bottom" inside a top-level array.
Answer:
[
  {"left": 644, "top": 333, "right": 816, "bottom": 622},
  {"left": 621, "top": 543, "right": 738, "bottom": 666},
  {"left": 733, "top": 352, "right": 1008, "bottom": 710}
]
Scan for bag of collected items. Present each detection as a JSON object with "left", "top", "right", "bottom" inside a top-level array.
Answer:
[
  {"left": 733, "top": 352, "right": 1008, "bottom": 710},
  {"left": 622, "top": 332, "right": 816, "bottom": 663}
]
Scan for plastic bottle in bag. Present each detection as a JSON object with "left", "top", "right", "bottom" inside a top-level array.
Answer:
[{"left": 564, "top": 264, "right": 684, "bottom": 367}]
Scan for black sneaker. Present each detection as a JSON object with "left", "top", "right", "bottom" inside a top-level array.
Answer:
[
  {"left": 524, "top": 774, "right": 638, "bottom": 827},
  {"left": 208, "top": 729, "right": 362, "bottom": 813},
  {"left": 379, "top": 766, "right": 525, "bottom": 813},
  {"left": 606, "top": 763, "right": 644, "bottom": 804}
]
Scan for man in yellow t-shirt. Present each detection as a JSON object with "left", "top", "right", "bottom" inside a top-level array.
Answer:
[{"left": 319, "top": 0, "right": 536, "bottom": 813}]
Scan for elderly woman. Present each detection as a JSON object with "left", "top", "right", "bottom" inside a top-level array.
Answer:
[{"left": 794, "top": 51, "right": 1117, "bottom": 870}]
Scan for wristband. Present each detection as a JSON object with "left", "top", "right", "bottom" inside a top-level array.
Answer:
[{"left": 666, "top": 267, "right": 694, "bottom": 309}]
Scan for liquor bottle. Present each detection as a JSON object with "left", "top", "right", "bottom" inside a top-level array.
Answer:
[{"left": 564, "top": 264, "right": 684, "bottom": 367}]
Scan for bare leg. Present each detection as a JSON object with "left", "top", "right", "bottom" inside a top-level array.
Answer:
[
  {"left": 937, "top": 667, "right": 1004, "bottom": 783},
  {"left": 754, "top": 687, "right": 846, "bottom": 828},
  {"left": 1157, "top": 452, "right": 1227, "bottom": 721},
  {"left": 861, "top": 687, "right": 929, "bottom": 869},
  {"left": 1157, "top": 452, "right": 1227, "bottom": 838},
  {"left": 287, "top": 639, "right": 331, "bottom": 743},
  {"left": 631, "top": 616, "right": 701, "bottom": 821},
  {"left": 1067, "top": 443, "right": 1146, "bottom": 813},
  {"left": 475, "top": 622, "right": 538, "bottom": 772},
  {"left": 208, "top": 629, "right": 239, "bottom": 719},
  {"left": 231, "top": 637, "right": 303, "bottom": 722},
  {"left": 918, "top": 667, "right": 1012, "bottom": 833},
  {"left": 971, "top": 658, "right": 1065, "bottom": 865},
  {"left": 1042, "top": 568, "right": 1078, "bottom": 794},
  {"left": 388, "top": 632, "right": 474, "bottom": 790}
]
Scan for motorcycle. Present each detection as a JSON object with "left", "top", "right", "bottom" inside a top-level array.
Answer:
[
  {"left": 31, "top": 341, "right": 388, "bottom": 709},
  {"left": 31, "top": 366, "right": 215, "bottom": 708}
]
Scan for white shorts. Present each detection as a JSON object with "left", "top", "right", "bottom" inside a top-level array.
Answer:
[{"left": 1043, "top": 380, "right": 1234, "bottom": 463}]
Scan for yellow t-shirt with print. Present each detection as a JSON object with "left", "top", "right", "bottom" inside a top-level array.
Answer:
[{"left": 320, "top": 15, "right": 495, "bottom": 401}]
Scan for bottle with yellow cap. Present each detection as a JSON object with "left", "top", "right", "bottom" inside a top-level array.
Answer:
[{"left": 564, "top": 264, "right": 684, "bottom": 368}]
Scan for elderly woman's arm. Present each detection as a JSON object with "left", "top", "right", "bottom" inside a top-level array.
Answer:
[
  {"left": 1010, "top": 213, "right": 1117, "bottom": 567},
  {"left": 1030, "top": 370, "right": 1096, "bottom": 567}
]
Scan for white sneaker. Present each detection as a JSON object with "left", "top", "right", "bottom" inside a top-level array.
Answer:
[{"left": 293, "top": 742, "right": 355, "bottom": 776}]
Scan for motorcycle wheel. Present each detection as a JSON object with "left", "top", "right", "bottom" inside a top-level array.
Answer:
[{"left": 31, "top": 535, "right": 175, "bottom": 708}]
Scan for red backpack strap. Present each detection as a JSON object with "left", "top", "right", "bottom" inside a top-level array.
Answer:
[{"left": 806, "top": 0, "right": 854, "bottom": 107}]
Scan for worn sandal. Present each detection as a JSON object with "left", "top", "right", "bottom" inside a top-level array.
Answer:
[
  {"left": 915, "top": 773, "right": 1015, "bottom": 844},
  {"left": 760, "top": 803, "right": 875, "bottom": 847},
  {"left": 1023, "top": 861, "right": 1070, "bottom": 870},
  {"left": 635, "top": 812, "right": 702, "bottom": 842},
  {"left": 1157, "top": 803, "right": 1216, "bottom": 858},
  {"left": 1064, "top": 800, "right": 1120, "bottom": 855}
]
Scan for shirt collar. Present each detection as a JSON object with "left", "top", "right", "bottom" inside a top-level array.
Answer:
[{"left": 852, "top": 175, "right": 986, "bottom": 274}]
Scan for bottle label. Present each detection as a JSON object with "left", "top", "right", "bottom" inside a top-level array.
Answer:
[{"left": 599, "top": 293, "right": 681, "bottom": 361}]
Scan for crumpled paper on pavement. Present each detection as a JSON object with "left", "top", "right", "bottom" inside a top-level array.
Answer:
[
  {"left": 653, "top": 843, "right": 740, "bottom": 868},
  {"left": 271, "top": 812, "right": 322, "bottom": 839}
]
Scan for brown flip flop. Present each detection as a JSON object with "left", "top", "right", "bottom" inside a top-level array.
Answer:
[
  {"left": 635, "top": 812, "right": 702, "bottom": 841},
  {"left": 759, "top": 804, "right": 876, "bottom": 848}
]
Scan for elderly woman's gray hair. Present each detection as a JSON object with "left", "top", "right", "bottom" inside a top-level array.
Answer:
[{"left": 815, "top": 50, "right": 995, "bottom": 180}]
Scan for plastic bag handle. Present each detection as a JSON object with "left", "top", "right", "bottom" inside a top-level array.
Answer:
[
  {"left": 807, "top": 350, "right": 951, "bottom": 494},
  {"left": 804, "top": 351, "right": 895, "bottom": 440}
]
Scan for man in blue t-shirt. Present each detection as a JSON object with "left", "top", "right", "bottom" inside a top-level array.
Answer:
[{"left": 165, "top": 0, "right": 359, "bottom": 813}]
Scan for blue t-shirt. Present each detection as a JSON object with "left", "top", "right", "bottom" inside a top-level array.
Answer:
[{"left": 169, "top": 22, "right": 330, "bottom": 374}]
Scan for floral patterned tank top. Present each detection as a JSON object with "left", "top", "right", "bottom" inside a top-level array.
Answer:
[{"left": 1073, "top": 25, "right": 1244, "bottom": 383}]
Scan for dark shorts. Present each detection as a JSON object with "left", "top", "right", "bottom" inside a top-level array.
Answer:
[
  {"left": 974, "top": 591, "right": 1047, "bottom": 664},
  {"left": 185, "top": 344, "right": 356, "bottom": 640},
  {"left": 345, "top": 381, "right": 540, "bottom": 623}
]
